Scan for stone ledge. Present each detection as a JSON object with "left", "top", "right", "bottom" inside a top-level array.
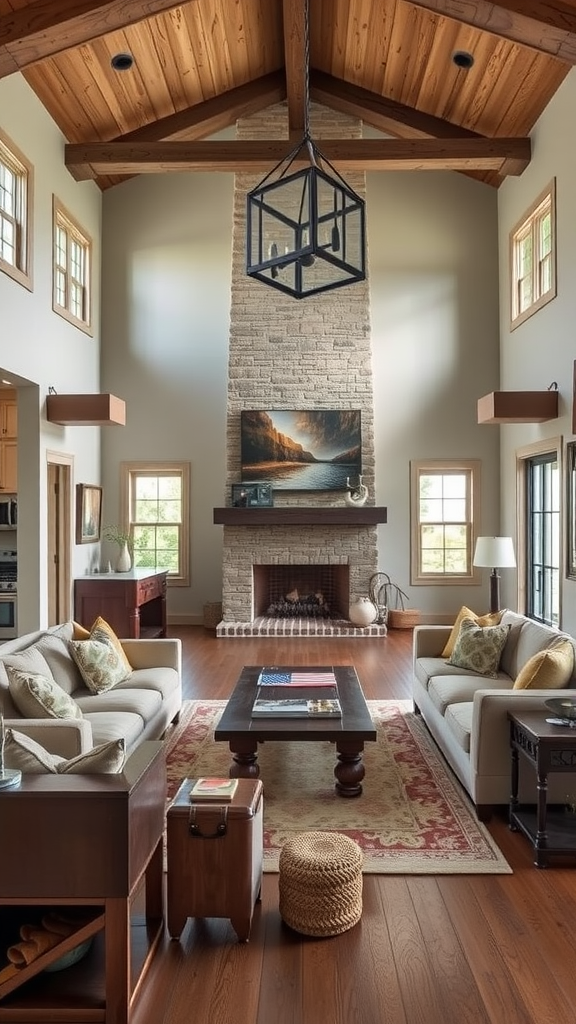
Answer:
[{"left": 216, "top": 617, "right": 389, "bottom": 638}]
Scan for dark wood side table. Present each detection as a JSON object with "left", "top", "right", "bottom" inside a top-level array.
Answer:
[
  {"left": 508, "top": 710, "right": 576, "bottom": 868},
  {"left": 74, "top": 568, "right": 168, "bottom": 638},
  {"left": 0, "top": 742, "right": 166, "bottom": 1023}
]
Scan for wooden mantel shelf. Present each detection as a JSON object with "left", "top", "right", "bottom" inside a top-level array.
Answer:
[{"left": 213, "top": 506, "right": 387, "bottom": 526}]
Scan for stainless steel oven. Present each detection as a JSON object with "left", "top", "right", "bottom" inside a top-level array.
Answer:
[{"left": 0, "top": 550, "right": 17, "bottom": 640}]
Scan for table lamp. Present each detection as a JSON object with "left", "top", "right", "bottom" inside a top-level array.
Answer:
[{"left": 473, "top": 536, "right": 516, "bottom": 614}]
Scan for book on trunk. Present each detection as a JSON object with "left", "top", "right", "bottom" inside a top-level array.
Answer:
[
  {"left": 189, "top": 777, "right": 239, "bottom": 801},
  {"left": 257, "top": 668, "right": 338, "bottom": 688},
  {"left": 251, "top": 697, "right": 342, "bottom": 718}
]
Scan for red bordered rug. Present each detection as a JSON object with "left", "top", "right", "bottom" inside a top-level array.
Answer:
[{"left": 164, "top": 699, "right": 511, "bottom": 875}]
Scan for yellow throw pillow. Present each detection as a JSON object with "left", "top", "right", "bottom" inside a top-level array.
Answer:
[
  {"left": 88, "top": 616, "right": 132, "bottom": 676},
  {"left": 73, "top": 621, "right": 91, "bottom": 640},
  {"left": 441, "top": 606, "right": 503, "bottom": 658},
  {"left": 513, "top": 639, "right": 575, "bottom": 690}
]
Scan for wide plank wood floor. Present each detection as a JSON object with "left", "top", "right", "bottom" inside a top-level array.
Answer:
[{"left": 132, "top": 627, "right": 576, "bottom": 1024}]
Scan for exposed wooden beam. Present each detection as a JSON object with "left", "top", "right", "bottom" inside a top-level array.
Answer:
[
  {"left": 410, "top": 1, "right": 576, "bottom": 63},
  {"left": 310, "top": 70, "right": 482, "bottom": 140},
  {"left": 65, "top": 136, "right": 531, "bottom": 180},
  {"left": 0, "top": 0, "right": 189, "bottom": 79},
  {"left": 115, "top": 72, "right": 287, "bottom": 143},
  {"left": 282, "top": 0, "right": 306, "bottom": 138}
]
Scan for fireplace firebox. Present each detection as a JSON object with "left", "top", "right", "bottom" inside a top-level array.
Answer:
[{"left": 253, "top": 564, "right": 350, "bottom": 620}]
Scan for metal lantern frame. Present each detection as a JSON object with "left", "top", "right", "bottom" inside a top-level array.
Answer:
[{"left": 246, "top": 136, "right": 366, "bottom": 299}]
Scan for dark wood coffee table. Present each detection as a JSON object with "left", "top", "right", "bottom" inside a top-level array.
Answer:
[{"left": 214, "top": 665, "right": 376, "bottom": 797}]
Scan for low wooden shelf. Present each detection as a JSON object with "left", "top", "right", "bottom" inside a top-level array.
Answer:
[{"left": 213, "top": 506, "right": 387, "bottom": 526}]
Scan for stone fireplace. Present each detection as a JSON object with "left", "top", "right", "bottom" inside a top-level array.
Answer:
[{"left": 217, "top": 102, "right": 385, "bottom": 637}]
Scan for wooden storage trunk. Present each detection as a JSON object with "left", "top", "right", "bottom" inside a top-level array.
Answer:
[{"left": 166, "top": 778, "right": 263, "bottom": 942}]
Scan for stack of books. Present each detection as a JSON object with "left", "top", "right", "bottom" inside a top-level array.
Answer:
[{"left": 251, "top": 697, "right": 342, "bottom": 718}]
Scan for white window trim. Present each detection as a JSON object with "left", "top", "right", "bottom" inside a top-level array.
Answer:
[
  {"left": 120, "top": 461, "right": 191, "bottom": 587},
  {"left": 410, "top": 458, "right": 481, "bottom": 586},
  {"left": 0, "top": 128, "right": 33, "bottom": 292},
  {"left": 510, "top": 179, "right": 556, "bottom": 330},
  {"left": 52, "top": 196, "right": 93, "bottom": 335}
]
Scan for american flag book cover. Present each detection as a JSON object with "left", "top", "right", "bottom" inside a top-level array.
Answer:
[{"left": 257, "top": 668, "right": 338, "bottom": 687}]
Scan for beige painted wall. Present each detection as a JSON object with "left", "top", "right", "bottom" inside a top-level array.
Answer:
[{"left": 498, "top": 66, "right": 576, "bottom": 633}]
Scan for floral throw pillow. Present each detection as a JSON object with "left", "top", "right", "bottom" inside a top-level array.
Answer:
[
  {"left": 447, "top": 617, "right": 510, "bottom": 678},
  {"left": 6, "top": 666, "right": 83, "bottom": 720},
  {"left": 68, "top": 639, "right": 130, "bottom": 694}
]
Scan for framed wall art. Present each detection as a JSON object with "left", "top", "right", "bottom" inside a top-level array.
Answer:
[
  {"left": 76, "top": 483, "right": 103, "bottom": 544},
  {"left": 231, "top": 483, "right": 274, "bottom": 508}
]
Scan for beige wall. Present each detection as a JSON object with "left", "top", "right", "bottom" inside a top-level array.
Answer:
[
  {"left": 0, "top": 74, "right": 102, "bottom": 629},
  {"left": 498, "top": 66, "right": 576, "bottom": 634}
]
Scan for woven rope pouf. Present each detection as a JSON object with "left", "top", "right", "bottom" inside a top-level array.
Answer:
[{"left": 278, "top": 831, "right": 363, "bottom": 937}]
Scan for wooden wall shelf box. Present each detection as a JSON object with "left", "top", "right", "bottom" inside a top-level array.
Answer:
[
  {"left": 46, "top": 393, "right": 126, "bottom": 426},
  {"left": 477, "top": 391, "right": 558, "bottom": 424},
  {"left": 213, "top": 507, "right": 388, "bottom": 526}
]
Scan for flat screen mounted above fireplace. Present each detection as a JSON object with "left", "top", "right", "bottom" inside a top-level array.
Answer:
[{"left": 240, "top": 409, "right": 362, "bottom": 492}]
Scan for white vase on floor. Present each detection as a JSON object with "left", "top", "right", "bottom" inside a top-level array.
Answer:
[
  {"left": 115, "top": 542, "right": 132, "bottom": 573},
  {"left": 348, "top": 597, "right": 377, "bottom": 627}
]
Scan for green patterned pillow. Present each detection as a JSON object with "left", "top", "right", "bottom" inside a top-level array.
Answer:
[
  {"left": 447, "top": 617, "right": 510, "bottom": 678},
  {"left": 68, "top": 639, "right": 131, "bottom": 694},
  {"left": 6, "top": 666, "right": 83, "bottom": 720}
]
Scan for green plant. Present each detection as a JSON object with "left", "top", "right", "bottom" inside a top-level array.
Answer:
[{"left": 103, "top": 524, "right": 133, "bottom": 551}]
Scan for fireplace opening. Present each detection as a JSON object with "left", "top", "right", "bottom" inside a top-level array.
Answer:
[{"left": 253, "top": 564, "right": 350, "bottom": 620}]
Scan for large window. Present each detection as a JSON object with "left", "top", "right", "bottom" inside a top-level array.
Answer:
[
  {"left": 525, "top": 451, "right": 560, "bottom": 626},
  {"left": 52, "top": 198, "right": 92, "bottom": 334},
  {"left": 120, "top": 462, "right": 190, "bottom": 585},
  {"left": 510, "top": 180, "right": 556, "bottom": 329},
  {"left": 0, "top": 129, "right": 32, "bottom": 290},
  {"left": 410, "top": 460, "right": 480, "bottom": 585}
]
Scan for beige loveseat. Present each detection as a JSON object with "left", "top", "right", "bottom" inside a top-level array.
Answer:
[
  {"left": 413, "top": 610, "right": 576, "bottom": 817},
  {"left": 0, "top": 621, "right": 182, "bottom": 759}
]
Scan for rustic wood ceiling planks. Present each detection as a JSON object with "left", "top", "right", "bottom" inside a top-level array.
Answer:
[{"left": 0, "top": 0, "right": 572, "bottom": 189}]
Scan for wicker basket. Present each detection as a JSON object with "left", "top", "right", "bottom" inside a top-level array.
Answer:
[
  {"left": 202, "top": 601, "right": 222, "bottom": 630},
  {"left": 387, "top": 608, "right": 420, "bottom": 630}
]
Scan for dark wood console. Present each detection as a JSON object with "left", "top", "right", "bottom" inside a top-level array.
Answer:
[
  {"left": 0, "top": 742, "right": 166, "bottom": 1023},
  {"left": 74, "top": 569, "right": 167, "bottom": 638}
]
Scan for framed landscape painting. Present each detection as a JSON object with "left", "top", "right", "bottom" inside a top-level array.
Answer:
[{"left": 76, "top": 483, "right": 102, "bottom": 544}]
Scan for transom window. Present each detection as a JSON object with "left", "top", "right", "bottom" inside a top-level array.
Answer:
[
  {"left": 410, "top": 460, "right": 480, "bottom": 585},
  {"left": 120, "top": 462, "right": 190, "bottom": 586},
  {"left": 52, "top": 198, "right": 92, "bottom": 334},
  {"left": 0, "top": 129, "right": 32, "bottom": 290},
  {"left": 510, "top": 180, "right": 556, "bottom": 329}
]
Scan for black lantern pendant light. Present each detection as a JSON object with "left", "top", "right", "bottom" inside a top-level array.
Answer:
[{"left": 246, "top": 0, "right": 366, "bottom": 299}]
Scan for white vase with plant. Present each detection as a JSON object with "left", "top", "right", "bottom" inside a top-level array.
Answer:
[{"left": 104, "top": 525, "right": 133, "bottom": 573}]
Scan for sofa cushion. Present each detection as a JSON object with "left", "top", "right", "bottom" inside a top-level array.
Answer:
[
  {"left": 75, "top": 710, "right": 146, "bottom": 750},
  {"left": 69, "top": 638, "right": 131, "bottom": 694},
  {"left": 444, "top": 702, "right": 473, "bottom": 753},
  {"left": 87, "top": 616, "right": 133, "bottom": 676},
  {"left": 33, "top": 634, "right": 84, "bottom": 697},
  {"left": 6, "top": 666, "right": 83, "bottom": 720},
  {"left": 500, "top": 612, "right": 570, "bottom": 680},
  {"left": 4, "top": 728, "right": 125, "bottom": 774},
  {"left": 428, "top": 674, "right": 511, "bottom": 715},
  {"left": 513, "top": 639, "right": 575, "bottom": 690},
  {"left": 441, "top": 606, "right": 503, "bottom": 658},
  {"left": 447, "top": 618, "right": 510, "bottom": 678},
  {"left": 74, "top": 687, "right": 161, "bottom": 720}
]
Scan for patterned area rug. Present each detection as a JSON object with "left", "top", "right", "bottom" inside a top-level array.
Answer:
[{"left": 164, "top": 699, "right": 511, "bottom": 875}]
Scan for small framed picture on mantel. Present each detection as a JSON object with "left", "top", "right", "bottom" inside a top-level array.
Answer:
[{"left": 231, "top": 483, "right": 273, "bottom": 508}]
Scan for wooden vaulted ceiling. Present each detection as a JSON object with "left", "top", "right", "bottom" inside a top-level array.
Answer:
[{"left": 0, "top": 0, "right": 574, "bottom": 190}]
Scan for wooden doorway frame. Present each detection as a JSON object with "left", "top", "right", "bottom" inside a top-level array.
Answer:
[{"left": 46, "top": 450, "right": 73, "bottom": 625}]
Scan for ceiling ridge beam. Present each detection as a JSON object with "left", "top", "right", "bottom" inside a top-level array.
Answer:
[
  {"left": 65, "top": 136, "right": 531, "bottom": 180},
  {"left": 114, "top": 71, "right": 287, "bottom": 143},
  {"left": 0, "top": 0, "right": 190, "bottom": 79},
  {"left": 310, "top": 69, "right": 482, "bottom": 139},
  {"left": 410, "top": 1, "right": 576, "bottom": 63},
  {"left": 282, "top": 0, "right": 306, "bottom": 138}
]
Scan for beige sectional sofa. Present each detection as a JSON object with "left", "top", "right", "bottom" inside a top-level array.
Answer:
[
  {"left": 0, "top": 621, "right": 182, "bottom": 760},
  {"left": 413, "top": 610, "right": 576, "bottom": 817}
]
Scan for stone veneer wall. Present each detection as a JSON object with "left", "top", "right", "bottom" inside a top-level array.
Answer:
[{"left": 222, "top": 102, "right": 378, "bottom": 626}]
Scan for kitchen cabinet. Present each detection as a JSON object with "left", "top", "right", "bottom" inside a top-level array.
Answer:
[{"left": 0, "top": 392, "right": 17, "bottom": 493}]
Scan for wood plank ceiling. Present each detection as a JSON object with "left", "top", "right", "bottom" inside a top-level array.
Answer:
[{"left": 0, "top": 0, "right": 574, "bottom": 190}]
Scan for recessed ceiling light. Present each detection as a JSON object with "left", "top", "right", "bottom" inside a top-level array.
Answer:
[
  {"left": 452, "top": 51, "right": 474, "bottom": 70},
  {"left": 111, "top": 53, "right": 134, "bottom": 72}
]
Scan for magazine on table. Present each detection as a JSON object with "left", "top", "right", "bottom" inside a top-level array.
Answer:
[
  {"left": 188, "top": 777, "right": 238, "bottom": 801},
  {"left": 257, "top": 667, "right": 338, "bottom": 688},
  {"left": 251, "top": 697, "right": 342, "bottom": 718}
]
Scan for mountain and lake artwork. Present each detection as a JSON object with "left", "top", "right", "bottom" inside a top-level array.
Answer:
[{"left": 240, "top": 410, "right": 362, "bottom": 491}]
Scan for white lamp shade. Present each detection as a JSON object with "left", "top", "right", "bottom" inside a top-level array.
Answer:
[{"left": 473, "top": 536, "right": 516, "bottom": 568}]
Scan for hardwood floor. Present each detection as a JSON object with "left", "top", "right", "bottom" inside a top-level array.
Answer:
[{"left": 132, "top": 627, "right": 576, "bottom": 1024}]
